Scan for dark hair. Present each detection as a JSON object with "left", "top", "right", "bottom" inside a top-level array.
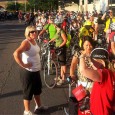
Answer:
[
  {"left": 81, "top": 36, "right": 95, "bottom": 49},
  {"left": 55, "top": 23, "right": 62, "bottom": 28}
]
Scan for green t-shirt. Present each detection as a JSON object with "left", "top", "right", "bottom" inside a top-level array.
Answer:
[
  {"left": 44, "top": 24, "right": 57, "bottom": 39},
  {"left": 53, "top": 30, "right": 64, "bottom": 47}
]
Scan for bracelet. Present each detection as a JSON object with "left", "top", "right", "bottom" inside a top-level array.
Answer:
[
  {"left": 79, "top": 55, "right": 85, "bottom": 59},
  {"left": 79, "top": 55, "right": 89, "bottom": 59}
]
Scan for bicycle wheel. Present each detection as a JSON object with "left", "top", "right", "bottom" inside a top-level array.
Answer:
[
  {"left": 41, "top": 54, "right": 47, "bottom": 70},
  {"left": 66, "top": 46, "right": 72, "bottom": 62},
  {"left": 44, "top": 60, "right": 58, "bottom": 89}
]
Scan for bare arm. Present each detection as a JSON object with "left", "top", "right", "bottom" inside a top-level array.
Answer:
[
  {"left": 101, "top": 13, "right": 106, "bottom": 20},
  {"left": 111, "top": 42, "right": 115, "bottom": 55},
  {"left": 49, "top": 38, "right": 55, "bottom": 43},
  {"left": 79, "top": 54, "right": 101, "bottom": 82},
  {"left": 13, "top": 40, "right": 32, "bottom": 68},
  {"left": 70, "top": 56, "right": 78, "bottom": 77},
  {"left": 38, "top": 29, "right": 46, "bottom": 36}
]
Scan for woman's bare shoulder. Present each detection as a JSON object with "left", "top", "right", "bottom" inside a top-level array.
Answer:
[{"left": 19, "top": 39, "right": 30, "bottom": 50}]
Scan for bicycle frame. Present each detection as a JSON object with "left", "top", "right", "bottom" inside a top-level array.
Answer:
[
  {"left": 47, "top": 45, "right": 51, "bottom": 75},
  {"left": 43, "top": 43, "right": 58, "bottom": 89}
]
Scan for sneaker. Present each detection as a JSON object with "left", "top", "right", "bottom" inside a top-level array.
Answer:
[
  {"left": 34, "top": 106, "right": 48, "bottom": 114},
  {"left": 23, "top": 111, "right": 32, "bottom": 115},
  {"left": 56, "top": 79, "right": 64, "bottom": 86},
  {"left": 54, "top": 76, "right": 62, "bottom": 81}
]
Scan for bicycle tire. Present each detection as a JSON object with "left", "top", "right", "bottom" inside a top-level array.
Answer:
[
  {"left": 41, "top": 54, "right": 47, "bottom": 70},
  {"left": 44, "top": 60, "right": 58, "bottom": 89}
]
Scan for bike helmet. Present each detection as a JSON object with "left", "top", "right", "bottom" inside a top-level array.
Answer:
[
  {"left": 84, "top": 20, "right": 92, "bottom": 26},
  {"left": 90, "top": 48, "right": 109, "bottom": 60},
  {"left": 110, "top": 22, "right": 115, "bottom": 30}
]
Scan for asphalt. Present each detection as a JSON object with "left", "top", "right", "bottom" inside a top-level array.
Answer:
[{"left": 0, "top": 20, "right": 74, "bottom": 115}]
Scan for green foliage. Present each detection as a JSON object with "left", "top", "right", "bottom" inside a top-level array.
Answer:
[
  {"left": 28, "top": 0, "right": 58, "bottom": 11},
  {"left": 72, "top": 0, "right": 79, "bottom": 4},
  {"left": 6, "top": 2, "right": 21, "bottom": 11},
  {"left": 88, "top": 0, "right": 93, "bottom": 4},
  {"left": 6, "top": 2, "right": 31, "bottom": 12}
]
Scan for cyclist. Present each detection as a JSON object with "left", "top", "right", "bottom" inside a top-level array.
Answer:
[
  {"left": 38, "top": 16, "right": 57, "bottom": 40},
  {"left": 101, "top": 10, "right": 115, "bottom": 43},
  {"left": 24, "top": 13, "right": 30, "bottom": 25},
  {"left": 70, "top": 36, "right": 95, "bottom": 90},
  {"left": 79, "top": 20, "right": 95, "bottom": 47},
  {"left": 49, "top": 22, "right": 67, "bottom": 86},
  {"left": 79, "top": 48, "right": 115, "bottom": 115},
  {"left": 109, "top": 22, "right": 115, "bottom": 56},
  {"left": 61, "top": 16, "right": 69, "bottom": 34},
  {"left": 94, "top": 13, "right": 105, "bottom": 41},
  {"left": 18, "top": 10, "right": 22, "bottom": 23},
  {"left": 36, "top": 18, "right": 43, "bottom": 35},
  {"left": 40, "top": 13, "right": 47, "bottom": 26},
  {"left": 28, "top": 12, "right": 35, "bottom": 26}
]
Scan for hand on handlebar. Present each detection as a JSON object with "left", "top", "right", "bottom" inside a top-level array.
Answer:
[
  {"left": 67, "top": 75, "right": 78, "bottom": 83},
  {"left": 55, "top": 46, "right": 60, "bottom": 51}
]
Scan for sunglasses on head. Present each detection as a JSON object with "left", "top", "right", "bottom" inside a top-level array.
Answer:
[{"left": 29, "top": 30, "right": 36, "bottom": 34}]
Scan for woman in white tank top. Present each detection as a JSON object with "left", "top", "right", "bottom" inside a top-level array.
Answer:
[{"left": 13, "top": 26, "right": 48, "bottom": 115}]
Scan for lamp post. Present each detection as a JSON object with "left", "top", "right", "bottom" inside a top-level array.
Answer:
[
  {"left": 15, "top": 0, "right": 17, "bottom": 11},
  {"left": 34, "top": 4, "right": 35, "bottom": 13},
  {"left": 79, "top": 0, "right": 83, "bottom": 12},
  {"left": 25, "top": 0, "right": 27, "bottom": 12}
]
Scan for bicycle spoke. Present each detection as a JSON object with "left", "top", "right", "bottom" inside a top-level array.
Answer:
[{"left": 44, "top": 60, "right": 58, "bottom": 89}]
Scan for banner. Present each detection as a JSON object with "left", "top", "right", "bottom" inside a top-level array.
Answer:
[{"left": 100, "top": 0, "right": 109, "bottom": 13}]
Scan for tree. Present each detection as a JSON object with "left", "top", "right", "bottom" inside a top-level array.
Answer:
[
  {"left": 6, "top": 2, "right": 21, "bottom": 11},
  {"left": 28, "top": 0, "right": 58, "bottom": 12}
]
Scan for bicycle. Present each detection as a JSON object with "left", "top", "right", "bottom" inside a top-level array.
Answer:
[
  {"left": 41, "top": 38, "right": 70, "bottom": 89},
  {"left": 43, "top": 42, "right": 61, "bottom": 89},
  {"left": 64, "top": 77, "right": 92, "bottom": 115}
]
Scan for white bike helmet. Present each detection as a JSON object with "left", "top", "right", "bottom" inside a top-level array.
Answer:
[{"left": 110, "top": 22, "right": 115, "bottom": 30}]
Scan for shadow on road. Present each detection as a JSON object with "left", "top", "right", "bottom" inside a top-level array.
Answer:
[
  {"left": 0, "top": 90, "right": 23, "bottom": 99},
  {"left": 35, "top": 103, "right": 68, "bottom": 115}
]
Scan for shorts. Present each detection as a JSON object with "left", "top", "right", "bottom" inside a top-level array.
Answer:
[
  {"left": 20, "top": 68, "right": 42, "bottom": 100},
  {"left": 58, "top": 45, "right": 66, "bottom": 66}
]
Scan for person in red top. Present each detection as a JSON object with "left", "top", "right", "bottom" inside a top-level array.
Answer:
[
  {"left": 61, "top": 16, "right": 69, "bottom": 34},
  {"left": 79, "top": 48, "right": 115, "bottom": 115},
  {"left": 109, "top": 23, "right": 115, "bottom": 55},
  {"left": 18, "top": 10, "right": 22, "bottom": 23}
]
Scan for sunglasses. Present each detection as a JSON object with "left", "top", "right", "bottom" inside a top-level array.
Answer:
[{"left": 29, "top": 30, "right": 36, "bottom": 34}]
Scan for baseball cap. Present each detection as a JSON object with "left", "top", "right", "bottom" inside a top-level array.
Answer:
[{"left": 90, "top": 48, "right": 109, "bottom": 60}]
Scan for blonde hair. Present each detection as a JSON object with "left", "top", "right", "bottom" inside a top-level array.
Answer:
[
  {"left": 108, "top": 62, "right": 115, "bottom": 72},
  {"left": 25, "top": 25, "right": 36, "bottom": 38}
]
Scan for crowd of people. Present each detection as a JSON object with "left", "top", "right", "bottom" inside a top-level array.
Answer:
[{"left": 13, "top": 9, "right": 115, "bottom": 115}]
